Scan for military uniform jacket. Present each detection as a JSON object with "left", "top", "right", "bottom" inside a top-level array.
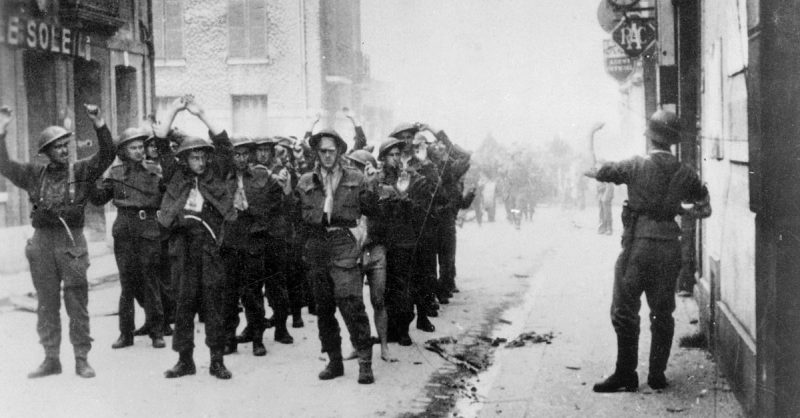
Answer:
[
  {"left": 596, "top": 151, "right": 706, "bottom": 240},
  {"left": 156, "top": 131, "right": 235, "bottom": 242},
  {"left": 223, "top": 166, "right": 289, "bottom": 250},
  {"left": 90, "top": 159, "right": 164, "bottom": 240},
  {"left": 294, "top": 164, "right": 378, "bottom": 233},
  {"left": 0, "top": 126, "right": 115, "bottom": 229}
]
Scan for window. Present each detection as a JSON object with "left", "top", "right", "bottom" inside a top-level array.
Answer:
[
  {"left": 232, "top": 95, "right": 268, "bottom": 136},
  {"left": 152, "top": 0, "right": 183, "bottom": 61},
  {"left": 228, "top": 0, "right": 268, "bottom": 60}
]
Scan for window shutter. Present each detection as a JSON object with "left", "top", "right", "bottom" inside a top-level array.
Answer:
[
  {"left": 248, "top": 0, "right": 267, "bottom": 58},
  {"left": 152, "top": 0, "right": 165, "bottom": 59},
  {"left": 164, "top": 0, "right": 183, "bottom": 59},
  {"left": 229, "top": 0, "right": 246, "bottom": 58}
]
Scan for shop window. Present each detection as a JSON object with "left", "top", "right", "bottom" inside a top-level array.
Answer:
[
  {"left": 153, "top": 0, "right": 184, "bottom": 61},
  {"left": 232, "top": 95, "right": 268, "bottom": 136},
  {"left": 228, "top": 0, "right": 268, "bottom": 61}
]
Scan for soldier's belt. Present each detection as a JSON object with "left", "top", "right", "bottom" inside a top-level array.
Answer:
[{"left": 118, "top": 207, "right": 160, "bottom": 220}]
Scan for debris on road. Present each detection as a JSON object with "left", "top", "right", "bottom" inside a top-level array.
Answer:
[
  {"left": 477, "top": 335, "right": 507, "bottom": 347},
  {"left": 498, "top": 318, "right": 512, "bottom": 325},
  {"left": 504, "top": 331, "right": 554, "bottom": 348},
  {"left": 565, "top": 366, "right": 581, "bottom": 370}
]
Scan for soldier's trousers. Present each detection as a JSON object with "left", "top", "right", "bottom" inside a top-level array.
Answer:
[
  {"left": 413, "top": 225, "right": 438, "bottom": 313},
  {"left": 25, "top": 228, "right": 92, "bottom": 359},
  {"left": 286, "top": 239, "right": 310, "bottom": 316},
  {"left": 113, "top": 215, "right": 164, "bottom": 338},
  {"left": 611, "top": 238, "right": 681, "bottom": 374},
  {"left": 169, "top": 228, "right": 228, "bottom": 353},
  {"left": 304, "top": 229, "right": 371, "bottom": 355},
  {"left": 386, "top": 244, "right": 415, "bottom": 333},
  {"left": 221, "top": 246, "right": 267, "bottom": 339},
  {"left": 434, "top": 214, "right": 457, "bottom": 295}
]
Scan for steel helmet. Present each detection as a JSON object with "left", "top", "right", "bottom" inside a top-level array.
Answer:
[
  {"left": 174, "top": 136, "right": 214, "bottom": 155},
  {"left": 253, "top": 136, "right": 276, "bottom": 147},
  {"left": 378, "top": 138, "right": 405, "bottom": 160},
  {"left": 273, "top": 136, "right": 294, "bottom": 150},
  {"left": 389, "top": 122, "right": 418, "bottom": 139},
  {"left": 231, "top": 136, "right": 255, "bottom": 149},
  {"left": 309, "top": 129, "right": 347, "bottom": 153},
  {"left": 115, "top": 126, "right": 151, "bottom": 150},
  {"left": 37, "top": 126, "right": 72, "bottom": 153},
  {"left": 645, "top": 110, "right": 681, "bottom": 145},
  {"left": 345, "top": 149, "right": 377, "bottom": 168}
]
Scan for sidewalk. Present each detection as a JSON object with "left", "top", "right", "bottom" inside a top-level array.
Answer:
[
  {"left": 0, "top": 240, "right": 118, "bottom": 311},
  {"left": 472, "top": 207, "right": 744, "bottom": 417}
]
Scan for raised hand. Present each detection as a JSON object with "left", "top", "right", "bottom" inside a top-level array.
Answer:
[
  {"left": 183, "top": 94, "right": 204, "bottom": 116},
  {"left": 84, "top": 104, "right": 104, "bottom": 128}
]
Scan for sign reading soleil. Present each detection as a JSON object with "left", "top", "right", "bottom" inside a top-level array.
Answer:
[{"left": 0, "top": 15, "right": 87, "bottom": 58}]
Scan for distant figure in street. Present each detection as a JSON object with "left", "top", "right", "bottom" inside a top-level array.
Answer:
[
  {"left": 596, "top": 168, "right": 614, "bottom": 235},
  {"left": 0, "top": 104, "right": 115, "bottom": 379},
  {"left": 585, "top": 110, "right": 710, "bottom": 392}
]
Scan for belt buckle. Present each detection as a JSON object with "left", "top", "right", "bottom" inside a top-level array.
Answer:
[{"left": 138, "top": 210, "right": 146, "bottom": 220}]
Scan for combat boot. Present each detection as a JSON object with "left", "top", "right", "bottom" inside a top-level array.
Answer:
[
  {"left": 152, "top": 336, "right": 166, "bottom": 349},
  {"left": 111, "top": 333, "right": 134, "bottom": 349},
  {"left": 27, "top": 357, "right": 61, "bottom": 379},
  {"left": 252, "top": 330, "right": 267, "bottom": 357},
  {"left": 592, "top": 371, "right": 638, "bottom": 392},
  {"left": 416, "top": 315, "right": 435, "bottom": 332},
  {"left": 274, "top": 315, "right": 294, "bottom": 344},
  {"left": 164, "top": 350, "right": 196, "bottom": 378},
  {"left": 235, "top": 325, "right": 252, "bottom": 344},
  {"left": 318, "top": 350, "right": 344, "bottom": 380},
  {"left": 75, "top": 357, "right": 96, "bottom": 378},
  {"left": 593, "top": 339, "right": 638, "bottom": 392},
  {"left": 647, "top": 372, "right": 668, "bottom": 390},
  {"left": 209, "top": 350, "right": 232, "bottom": 380},
  {"left": 223, "top": 338, "right": 238, "bottom": 355}
]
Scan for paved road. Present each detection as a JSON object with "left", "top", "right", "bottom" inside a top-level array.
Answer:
[{"left": 0, "top": 206, "right": 743, "bottom": 418}]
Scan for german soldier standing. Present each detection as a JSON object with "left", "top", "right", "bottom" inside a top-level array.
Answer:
[
  {"left": 0, "top": 104, "right": 114, "bottom": 378},
  {"left": 586, "top": 111, "right": 709, "bottom": 392}
]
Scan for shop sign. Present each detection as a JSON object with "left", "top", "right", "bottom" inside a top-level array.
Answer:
[
  {"left": 603, "top": 39, "right": 635, "bottom": 83},
  {"left": 612, "top": 16, "right": 656, "bottom": 58},
  {"left": 0, "top": 14, "right": 88, "bottom": 58}
]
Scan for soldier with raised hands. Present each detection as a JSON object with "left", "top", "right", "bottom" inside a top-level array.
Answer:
[
  {"left": 154, "top": 95, "right": 236, "bottom": 380},
  {"left": 0, "top": 104, "right": 115, "bottom": 379},
  {"left": 91, "top": 123, "right": 167, "bottom": 351}
]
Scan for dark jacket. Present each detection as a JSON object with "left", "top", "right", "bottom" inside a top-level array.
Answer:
[
  {"left": 294, "top": 163, "right": 377, "bottom": 233},
  {"left": 596, "top": 151, "right": 706, "bottom": 240},
  {"left": 156, "top": 131, "right": 235, "bottom": 242},
  {"left": 223, "top": 166, "right": 289, "bottom": 249},
  {"left": 0, "top": 126, "right": 115, "bottom": 229}
]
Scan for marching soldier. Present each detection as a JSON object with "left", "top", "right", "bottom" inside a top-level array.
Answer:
[
  {"left": 154, "top": 96, "right": 236, "bottom": 380},
  {"left": 0, "top": 104, "right": 115, "bottom": 378},
  {"left": 294, "top": 129, "right": 378, "bottom": 384},
  {"left": 91, "top": 125, "right": 167, "bottom": 350},
  {"left": 586, "top": 111, "right": 709, "bottom": 392}
]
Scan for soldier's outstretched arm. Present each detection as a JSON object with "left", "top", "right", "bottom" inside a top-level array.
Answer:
[
  {"left": 0, "top": 107, "right": 38, "bottom": 191},
  {"left": 153, "top": 97, "right": 185, "bottom": 139},
  {"left": 83, "top": 104, "right": 116, "bottom": 181}
]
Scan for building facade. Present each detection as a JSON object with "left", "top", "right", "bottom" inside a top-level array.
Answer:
[
  {"left": 152, "top": 0, "right": 382, "bottom": 144},
  {"left": 0, "top": 0, "right": 156, "bottom": 230}
]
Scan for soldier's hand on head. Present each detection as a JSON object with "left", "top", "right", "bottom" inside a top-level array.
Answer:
[{"left": 183, "top": 95, "right": 204, "bottom": 116}]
